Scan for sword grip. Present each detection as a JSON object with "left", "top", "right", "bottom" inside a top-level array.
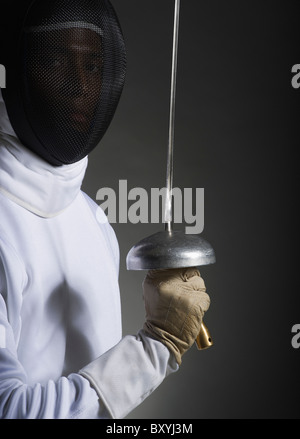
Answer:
[{"left": 195, "top": 321, "right": 213, "bottom": 350}]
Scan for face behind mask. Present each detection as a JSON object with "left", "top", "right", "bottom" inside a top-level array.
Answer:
[{"left": 2, "top": 0, "right": 126, "bottom": 166}]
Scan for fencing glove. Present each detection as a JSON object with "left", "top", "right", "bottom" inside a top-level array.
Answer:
[{"left": 143, "top": 267, "right": 210, "bottom": 365}]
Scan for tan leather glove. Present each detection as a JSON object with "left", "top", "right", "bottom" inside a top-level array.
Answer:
[{"left": 143, "top": 267, "right": 210, "bottom": 365}]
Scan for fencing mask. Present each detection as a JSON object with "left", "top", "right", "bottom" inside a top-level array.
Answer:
[{"left": 1, "top": 0, "right": 126, "bottom": 166}]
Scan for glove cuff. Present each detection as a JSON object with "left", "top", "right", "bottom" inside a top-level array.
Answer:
[{"left": 143, "top": 322, "right": 187, "bottom": 365}]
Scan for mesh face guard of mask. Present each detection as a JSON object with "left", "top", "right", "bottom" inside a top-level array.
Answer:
[{"left": 2, "top": 0, "right": 126, "bottom": 166}]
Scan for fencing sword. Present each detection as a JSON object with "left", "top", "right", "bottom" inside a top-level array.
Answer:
[{"left": 126, "top": 0, "right": 215, "bottom": 350}]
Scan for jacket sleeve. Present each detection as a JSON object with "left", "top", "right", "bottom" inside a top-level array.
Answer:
[
  {"left": 0, "top": 235, "right": 178, "bottom": 419},
  {"left": 80, "top": 331, "right": 178, "bottom": 419}
]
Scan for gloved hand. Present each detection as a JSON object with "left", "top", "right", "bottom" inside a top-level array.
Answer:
[{"left": 142, "top": 267, "right": 210, "bottom": 365}]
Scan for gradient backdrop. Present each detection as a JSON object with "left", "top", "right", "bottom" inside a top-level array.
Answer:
[
  {"left": 0, "top": 0, "right": 272, "bottom": 419},
  {"left": 81, "top": 0, "right": 299, "bottom": 419}
]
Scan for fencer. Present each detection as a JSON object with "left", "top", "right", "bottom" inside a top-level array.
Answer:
[{"left": 0, "top": 0, "right": 210, "bottom": 419}]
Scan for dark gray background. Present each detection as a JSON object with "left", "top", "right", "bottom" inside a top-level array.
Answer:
[{"left": 82, "top": 0, "right": 299, "bottom": 419}]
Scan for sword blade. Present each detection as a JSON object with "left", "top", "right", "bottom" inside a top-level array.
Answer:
[{"left": 164, "top": 0, "right": 181, "bottom": 232}]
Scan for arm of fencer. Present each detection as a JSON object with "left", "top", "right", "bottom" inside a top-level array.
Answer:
[
  {"left": 0, "top": 305, "right": 176, "bottom": 419},
  {"left": 0, "top": 238, "right": 177, "bottom": 419},
  {"left": 80, "top": 331, "right": 178, "bottom": 419}
]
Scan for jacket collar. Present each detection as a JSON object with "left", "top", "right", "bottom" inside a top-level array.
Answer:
[{"left": 0, "top": 90, "right": 88, "bottom": 218}]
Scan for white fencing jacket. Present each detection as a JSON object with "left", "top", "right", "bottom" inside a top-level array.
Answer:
[{"left": 0, "top": 92, "right": 177, "bottom": 419}]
